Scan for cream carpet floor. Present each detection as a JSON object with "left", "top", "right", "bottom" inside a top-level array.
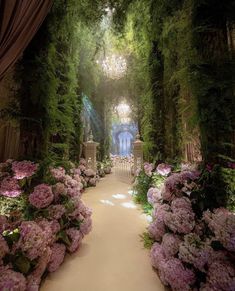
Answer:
[{"left": 41, "top": 173, "right": 164, "bottom": 291}]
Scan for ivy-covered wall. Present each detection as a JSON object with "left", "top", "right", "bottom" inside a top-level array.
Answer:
[
  {"left": 16, "top": 0, "right": 107, "bottom": 163},
  {"left": 112, "top": 0, "right": 235, "bottom": 165}
]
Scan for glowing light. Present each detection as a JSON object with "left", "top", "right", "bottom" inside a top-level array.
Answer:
[
  {"left": 100, "top": 200, "right": 115, "bottom": 206},
  {"left": 112, "top": 194, "right": 127, "bottom": 199},
  {"left": 121, "top": 201, "right": 137, "bottom": 209},
  {"left": 116, "top": 102, "right": 130, "bottom": 116},
  {"left": 101, "top": 54, "right": 127, "bottom": 79}
]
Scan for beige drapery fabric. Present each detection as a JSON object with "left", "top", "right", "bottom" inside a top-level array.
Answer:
[{"left": 0, "top": 0, "right": 53, "bottom": 80}]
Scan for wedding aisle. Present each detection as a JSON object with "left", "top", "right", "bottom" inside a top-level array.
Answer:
[{"left": 41, "top": 173, "right": 164, "bottom": 291}]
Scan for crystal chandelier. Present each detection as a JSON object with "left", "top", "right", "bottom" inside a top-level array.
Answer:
[
  {"left": 101, "top": 54, "right": 127, "bottom": 79},
  {"left": 116, "top": 102, "right": 130, "bottom": 124}
]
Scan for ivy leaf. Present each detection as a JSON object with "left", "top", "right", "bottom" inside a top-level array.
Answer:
[
  {"left": 56, "top": 230, "right": 70, "bottom": 245},
  {"left": 18, "top": 178, "right": 26, "bottom": 188},
  {"left": 3, "top": 229, "right": 20, "bottom": 246},
  {"left": 14, "top": 255, "right": 31, "bottom": 274}
]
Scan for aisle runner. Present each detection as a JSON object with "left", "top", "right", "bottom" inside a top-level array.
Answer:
[{"left": 41, "top": 174, "right": 164, "bottom": 291}]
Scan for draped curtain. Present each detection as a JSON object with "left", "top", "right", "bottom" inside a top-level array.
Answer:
[{"left": 0, "top": 0, "right": 53, "bottom": 80}]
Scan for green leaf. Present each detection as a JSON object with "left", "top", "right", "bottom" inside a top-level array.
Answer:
[
  {"left": 56, "top": 230, "right": 71, "bottom": 245},
  {"left": 14, "top": 255, "right": 31, "bottom": 274}
]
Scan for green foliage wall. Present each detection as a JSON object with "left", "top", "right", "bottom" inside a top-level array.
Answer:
[
  {"left": 113, "top": 0, "right": 235, "bottom": 165},
  {"left": 18, "top": 0, "right": 107, "bottom": 162}
]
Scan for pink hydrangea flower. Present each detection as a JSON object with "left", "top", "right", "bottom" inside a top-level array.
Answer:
[
  {"left": 66, "top": 228, "right": 82, "bottom": 253},
  {"left": 53, "top": 182, "right": 67, "bottom": 201},
  {"left": 36, "top": 218, "right": 55, "bottom": 245},
  {"left": 29, "top": 184, "right": 54, "bottom": 209},
  {"left": 80, "top": 217, "right": 92, "bottom": 236},
  {"left": 147, "top": 187, "right": 162, "bottom": 205},
  {"left": 73, "top": 168, "right": 81, "bottom": 176},
  {"left": 149, "top": 203, "right": 170, "bottom": 241},
  {"left": 156, "top": 163, "right": 172, "bottom": 176},
  {"left": 67, "top": 187, "right": 81, "bottom": 198},
  {"left": 203, "top": 208, "right": 235, "bottom": 252},
  {"left": 12, "top": 160, "right": 38, "bottom": 180},
  {"left": 144, "top": 162, "right": 154, "bottom": 176},
  {"left": 50, "top": 220, "right": 61, "bottom": 234},
  {"left": 47, "top": 204, "right": 66, "bottom": 220},
  {"left": 160, "top": 258, "right": 196, "bottom": 291},
  {"left": 152, "top": 203, "right": 170, "bottom": 220},
  {"left": 171, "top": 197, "right": 193, "bottom": 213},
  {"left": 84, "top": 169, "right": 96, "bottom": 177},
  {"left": 73, "top": 174, "right": 81, "bottom": 183},
  {"left": 162, "top": 171, "right": 200, "bottom": 202},
  {"left": 161, "top": 233, "right": 181, "bottom": 258},
  {"left": 164, "top": 209, "right": 195, "bottom": 234},
  {"left": 27, "top": 246, "right": 51, "bottom": 290},
  {"left": 150, "top": 242, "right": 166, "bottom": 269},
  {"left": 0, "top": 177, "right": 22, "bottom": 197},
  {"left": 148, "top": 219, "right": 166, "bottom": 242},
  {"left": 50, "top": 167, "right": 66, "bottom": 181},
  {"left": 0, "top": 235, "right": 9, "bottom": 259},
  {"left": 88, "top": 177, "right": 97, "bottom": 186},
  {"left": 18, "top": 221, "right": 47, "bottom": 260},
  {"left": 201, "top": 260, "right": 235, "bottom": 290},
  {"left": 47, "top": 243, "right": 66, "bottom": 272},
  {"left": 0, "top": 269, "right": 26, "bottom": 291},
  {"left": 179, "top": 233, "right": 212, "bottom": 271}
]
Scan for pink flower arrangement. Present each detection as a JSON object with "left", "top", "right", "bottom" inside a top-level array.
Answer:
[
  {"left": 26, "top": 247, "right": 52, "bottom": 291},
  {"left": 0, "top": 269, "right": 26, "bottom": 291},
  {"left": 36, "top": 219, "right": 55, "bottom": 245},
  {"left": 53, "top": 182, "right": 67, "bottom": 201},
  {"left": 203, "top": 208, "right": 235, "bottom": 252},
  {"left": 84, "top": 169, "right": 96, "bottom": 177},
  {"left": 47, "top": 243, "right": 66, "bottom": 272},
  {"left": 149, "top": 204, "right": 170, "bottom": 241},
  {"left": 47, "top": 204, "right": 66, "bottom": 220},
  {"left": 161, "top": 233, "right": 181, "bottom": 258},
  {"left": 156, "top": 163, "right": 172, "bottom": 176},
  {"left": 160, "top": 258, "right": 196, "bottom": 291},
  {"left": 178, "top": 233, "right": 212, "bottom": 271},
  {"left": 0, "top": 160, "right": 93, "bottom": 289},
  {"left": 18, "top": 221, "right": 47, "bottom": 260},
  {"left": 50, "top": 167, "right": 66, "bottom": 181},
  {"left": 88, "top": 177, "right": 97, "bottom": 186},
  {"left": 0, "top": 177, "right": 22, "bottom": 197},
  {"left": 171, "top": 197, "right": 193, "bottom": 213},
  {"left": 80, "top": 217, "right": 92, "bottom": 236},
  {"left": 29, "top": 184, "right": 54, "bottom": 209},
  {"left": 164, "top": 208, "right": 195, "bottom": 234},
  {"left": 144, "top": 162, "right": 154, "bottom": 176},
  {"left": 146, "top": 164, "right": 235, "bottom": 290},
  {"left": 150, "top": 242, "right": 166, "bottom": 269},
  {"left": 147, "top": 187, "right": 162, "bottom": 205},
  {"left": 12, "top": 160, "right": 38, "bottom": 180},
  {"left": 66, "top": 228, "right": 83, "bottom": 253},
  {"left": 201, "top": 260, "right": 235, "bottom": 290}
]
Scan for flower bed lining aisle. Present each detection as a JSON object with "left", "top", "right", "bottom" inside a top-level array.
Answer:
[
  {"left": 0, "top": 159, "right": 96, "bottom": 291},
  {"left": 134, "top": 163, "right": 235, "bottom": 291}
]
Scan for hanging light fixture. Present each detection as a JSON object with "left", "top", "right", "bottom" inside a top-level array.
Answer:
[
  {"left": 116, "top": 102, "right": 130, "bottom": 124},
  {"left": 101, "top": 54, "right": 127, "bottom": 79}
]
